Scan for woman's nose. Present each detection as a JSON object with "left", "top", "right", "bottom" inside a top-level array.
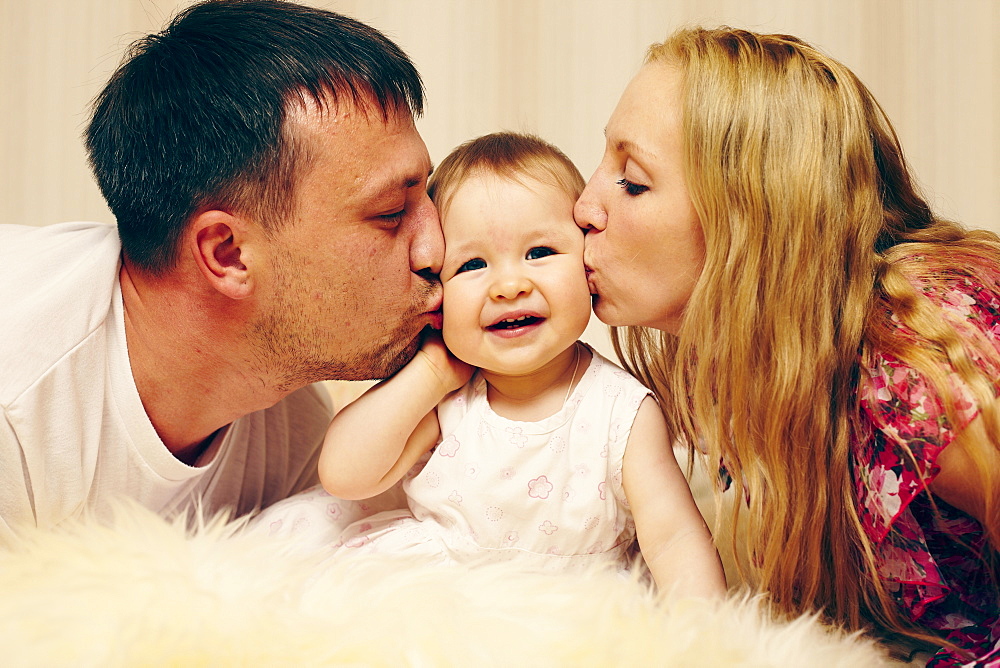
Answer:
[{"left": 574, "top": 184, "right": 607, "bottom": 233}]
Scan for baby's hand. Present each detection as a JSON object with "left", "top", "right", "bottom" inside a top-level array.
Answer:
[{"left": 415, "top": 328, "right": 474, "bottom": 394}]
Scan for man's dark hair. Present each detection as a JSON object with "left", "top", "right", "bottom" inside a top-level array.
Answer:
[{"left": 85, "top": 0, "right": 424, "bottom": 274}]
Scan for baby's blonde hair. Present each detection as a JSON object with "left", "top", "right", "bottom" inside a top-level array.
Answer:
[
  {"left": 428, "top": 132, "right": 584, "bottom": 216},
  {"left": 614, "top": 26, "right": 1000, "bottom": 653}
]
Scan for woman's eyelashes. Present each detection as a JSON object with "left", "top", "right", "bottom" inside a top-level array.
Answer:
[{"left": 616, "top": 177, "right": 649, "bottom": 196}]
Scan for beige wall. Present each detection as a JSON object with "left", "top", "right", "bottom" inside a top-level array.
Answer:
[{"left": 3, "top": 0, "right": 997, "bottom": 358}]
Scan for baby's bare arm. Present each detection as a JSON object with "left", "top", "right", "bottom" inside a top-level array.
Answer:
[
  {"left": 318, "top": 332, "right": 472, "bottom": 500},
  {"left": 623, "top": 397, "right": 727, "bottom": 599}
]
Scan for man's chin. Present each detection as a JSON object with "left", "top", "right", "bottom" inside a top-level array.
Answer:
[
  {"left": 374, "top": 329, "right": 423, "bottom": 378},
  {"left": 317, "top": 326, "right": 424, "bottom": 382}
]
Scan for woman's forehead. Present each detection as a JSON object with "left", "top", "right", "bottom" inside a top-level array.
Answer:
[{"left": 605, "top": 63, "right": 685, "bottom": 165}]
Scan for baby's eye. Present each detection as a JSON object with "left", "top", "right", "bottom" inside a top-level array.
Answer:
[
  {"left": 526, "top": 247, "right": 556, "bottom": 260},
  {"left": 456, "top": 258, "right": 486, "bottom": 274},
  {"left": 615, "top": 177, "right": 649, "bottom": 197}
]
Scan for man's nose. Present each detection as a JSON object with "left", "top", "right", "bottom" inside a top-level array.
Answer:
[{"left": 411, "top": 195, "right": 444, "bottom": 279}]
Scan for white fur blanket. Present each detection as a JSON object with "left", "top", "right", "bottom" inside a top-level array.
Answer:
[{"left": 0, "top": 503, "right": 908, "bottom": 667}]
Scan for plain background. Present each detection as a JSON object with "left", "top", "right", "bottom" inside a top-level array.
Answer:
[{"left": 2, "top": 0, "right": 997, "bottom": 357}]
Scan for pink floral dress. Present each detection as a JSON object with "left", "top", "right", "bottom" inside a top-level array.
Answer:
[{"left": 855, "top": 270, "right": 1000, "bottom": 667}]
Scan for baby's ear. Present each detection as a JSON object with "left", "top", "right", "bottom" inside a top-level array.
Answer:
[{"left": 189, "top": 209, "right": 254, "bottom": 300}]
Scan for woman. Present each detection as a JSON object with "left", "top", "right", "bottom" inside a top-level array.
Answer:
[{"left": 574, "top": 27, "right": 999, "bottom": 666}]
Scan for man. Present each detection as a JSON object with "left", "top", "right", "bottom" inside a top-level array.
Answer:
[{"left": 0, "top": 0, "right": 442, "bottom": 542}]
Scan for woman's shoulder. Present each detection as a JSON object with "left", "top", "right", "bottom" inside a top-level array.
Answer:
[
  {"left": 871, "top": 259, "right": 1000, "bottom": 386},
  {"left": 883, "top": 244, "right": 1000, "bottom": 322},
  {"left": 858, "top": 266, "right": 998, "bottom": 466},
  {"left": 854, "top": 263, "right": 1000, "bottom": 537},
  {"left": 899, "top": 261, "right": 1000, "bottom": 325}
]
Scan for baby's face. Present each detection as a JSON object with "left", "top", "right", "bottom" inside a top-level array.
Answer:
[{"left": 439, "top": 174, "right": 591, "bottom": 376}]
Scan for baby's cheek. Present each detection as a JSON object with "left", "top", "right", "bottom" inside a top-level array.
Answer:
[{"left": 439, "top": 292, "right": 463, "bottom": 350}]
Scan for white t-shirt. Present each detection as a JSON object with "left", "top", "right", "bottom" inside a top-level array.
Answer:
[{"left": 0, "top": 222, "right": 332, "bottom": 543}]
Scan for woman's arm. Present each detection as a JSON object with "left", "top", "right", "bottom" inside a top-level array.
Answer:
[
  {"left": 318, "top": 332, "right": 473, "bottom": 500},
  {"left": 623, "top": 397, "right": 728, "bottom": 600}
]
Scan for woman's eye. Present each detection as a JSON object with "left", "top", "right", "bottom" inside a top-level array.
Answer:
[
  {"left": 616, "top": 177, "right": 649, "bottom": 197},
  {"left": 456, "top": 258, "right": 486, "bottom": 274},
  {"left": 526, "top": 247, "right": 556, "bottom": 260}
]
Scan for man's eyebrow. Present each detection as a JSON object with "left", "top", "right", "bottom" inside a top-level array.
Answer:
[
  {"left": 370, "top": 168, "right": 433, "bottom": 200},
  {"left": 402, "top": 167, "right": 434, "bottom": 190}
]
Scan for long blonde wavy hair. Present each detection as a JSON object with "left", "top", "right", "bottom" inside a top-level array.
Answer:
[{"left": 613, "top": 27, "right": 1000, "bottom": 649}]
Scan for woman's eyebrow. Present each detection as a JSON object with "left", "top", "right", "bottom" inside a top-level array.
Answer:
[
  {"left": 617, "top": 138, "right": 656, "bottom": 160},
  {"left": 604, "top": 128, "right": 656, "bottom": 160}
]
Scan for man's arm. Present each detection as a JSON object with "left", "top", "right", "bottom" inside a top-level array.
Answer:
[{"left": 318, "top": 333, "right": 472, "bottom": 500}]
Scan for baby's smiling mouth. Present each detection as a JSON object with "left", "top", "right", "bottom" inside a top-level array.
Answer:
[{"left": 488, "top": 315, "right": 542, "bottom": 330}]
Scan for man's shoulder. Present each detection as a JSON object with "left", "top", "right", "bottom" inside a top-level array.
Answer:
[
  {"left": 0, "top": 222, "right": 122, "bottom": 405},
  {"left": 0, "top": 222, "right": 121, "bottom": 288},
  {"left": 0, "top": 221, "right": 118, "bottom": 252}
]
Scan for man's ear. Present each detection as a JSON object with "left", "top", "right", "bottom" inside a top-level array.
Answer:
[{"left": 189, "top": 209, "right": 255, "bottom": 300}]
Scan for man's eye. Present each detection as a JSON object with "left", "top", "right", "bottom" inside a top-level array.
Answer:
[
  {"left": 378, "top": 210, "right": 405, "bottom": 226},
  {"left": 456, "top": 258, "right": 486, "bottom": 274},
  {"left": 615, "top": 177, "right": 649, "bottom": 196},
  {"left": 526, "top": 247, "right": 556, "bottom": 260}
]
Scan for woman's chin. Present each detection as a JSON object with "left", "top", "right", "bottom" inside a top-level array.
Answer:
[
  {"left": 593, "top": 299, "right": 678, "bottom": 334},
  {"left": 591, "top": 297, "right": 622, "bottom": 327}
]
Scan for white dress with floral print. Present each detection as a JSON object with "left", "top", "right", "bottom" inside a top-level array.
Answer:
[{"left": 327, "top": 347, "right": 651, "bottom": 571}]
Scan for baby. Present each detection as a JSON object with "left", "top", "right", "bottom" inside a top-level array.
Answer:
[{"left": 260, "top": 132, "right": 725, "bottom": 599}]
